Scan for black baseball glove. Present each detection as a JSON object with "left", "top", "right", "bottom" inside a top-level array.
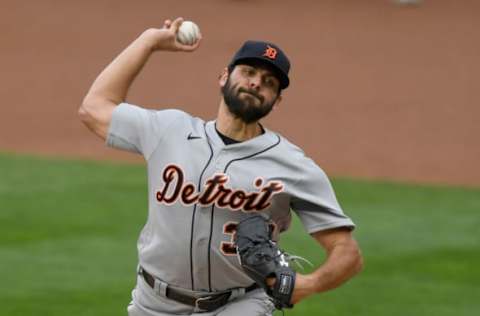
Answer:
[{"left": 234, "top": 214, "right": 296, "bottom": 309}]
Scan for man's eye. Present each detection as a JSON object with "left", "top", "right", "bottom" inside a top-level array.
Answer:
[
  {"left": 244, "top": 68, "right": 255, "bottom": 76},
  {"left": 265, "top": 78, "right": 277, "bottom": 88}
]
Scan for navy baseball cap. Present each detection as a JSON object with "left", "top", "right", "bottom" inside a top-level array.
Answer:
[{"left": 228, "top": 40, "right": 291, "bottom": 89}]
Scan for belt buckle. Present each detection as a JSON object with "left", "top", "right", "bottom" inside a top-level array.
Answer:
[{"left": 194, "top": 295, "right": 213, "bottom": 311}]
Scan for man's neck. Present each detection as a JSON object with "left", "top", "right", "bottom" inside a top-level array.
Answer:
[{"left": 216, "top": 102, "right": 263, "bottom": 142}]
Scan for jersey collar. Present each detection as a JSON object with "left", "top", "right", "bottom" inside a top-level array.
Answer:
[{"left": 205, "top": 121, "right": 280, "bottom": 154}]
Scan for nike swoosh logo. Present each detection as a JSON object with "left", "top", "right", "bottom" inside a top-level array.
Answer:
[{"left": 187, "top": 132, "right": 202, "bottom": 140}]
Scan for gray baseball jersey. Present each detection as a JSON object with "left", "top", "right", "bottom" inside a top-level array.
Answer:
[{"left": 106, "top": 102, "right": 355, "bottom": 293}]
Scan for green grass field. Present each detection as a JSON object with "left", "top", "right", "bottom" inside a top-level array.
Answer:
[{"left": 1, "top": 152, "right": 479, "bottom": 316}]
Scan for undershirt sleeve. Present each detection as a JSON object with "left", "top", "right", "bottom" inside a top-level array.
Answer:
[{"left": 106, "top": 103, "right": 187, "bottom": 159}]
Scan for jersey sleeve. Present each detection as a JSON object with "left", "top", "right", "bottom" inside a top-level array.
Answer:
[
  {"left": 106, "top": 102, "right": 186, "bottom": 159},
  {"left": 289, "top": 156, "right": 355, "bottom": 234}
]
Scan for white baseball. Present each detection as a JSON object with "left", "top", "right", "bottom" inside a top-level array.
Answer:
[{"left": 176, "top": 21, "right": 201, "bottom": 45}]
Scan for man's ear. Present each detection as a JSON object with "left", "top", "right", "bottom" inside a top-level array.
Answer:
[{"left": 219, "top": 67, "right": 229, "bottom": 87}]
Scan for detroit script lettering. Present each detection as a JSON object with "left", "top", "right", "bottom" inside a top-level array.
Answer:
[{"left": 156, "top": 164, "right": 284, "bottom": 211}]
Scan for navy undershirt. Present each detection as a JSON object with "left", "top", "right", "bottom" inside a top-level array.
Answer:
[{"left": 215, "top": 123, "right": 265, "bottom": 145}]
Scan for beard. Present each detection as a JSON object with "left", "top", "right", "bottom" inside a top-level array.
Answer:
[{"left": 221, "top": 77, "right": 277, "bottom": 124}]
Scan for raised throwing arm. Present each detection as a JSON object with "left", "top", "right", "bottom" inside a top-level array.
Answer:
[{"left": 78, "top": 18, "right": 201, "bottom": 140}]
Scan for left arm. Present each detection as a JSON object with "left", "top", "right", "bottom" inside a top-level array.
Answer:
[{"left": 291, "top": 227, "right": 363, "bottom": 304}]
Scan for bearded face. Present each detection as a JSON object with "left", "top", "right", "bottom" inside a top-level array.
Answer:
[{"left": 221, "top": 73, "right": 279, "bottom": 124}]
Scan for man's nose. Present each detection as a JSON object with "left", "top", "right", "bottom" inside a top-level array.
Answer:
[{"left": 248, "top": 75, "right": 261, "bottom": 90}]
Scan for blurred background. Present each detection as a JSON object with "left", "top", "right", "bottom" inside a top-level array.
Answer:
[
  {"left": 1, "top": 0, "right": 479, "bottom": 186},
  {"left": 1, "top": 1, "right": 479, "bottom": 315}
]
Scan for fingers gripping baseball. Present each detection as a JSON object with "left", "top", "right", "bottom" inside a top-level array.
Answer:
[
  {"left": 146, "top": 17, "right": 201, "bottom": 52},
  {"left": 171, "top": 18, "right": 202, "bottom": 51}
]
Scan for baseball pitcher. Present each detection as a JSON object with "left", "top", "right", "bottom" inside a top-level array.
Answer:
[{"left": 79, "top": 17, "right": 363, "bottom": 316}]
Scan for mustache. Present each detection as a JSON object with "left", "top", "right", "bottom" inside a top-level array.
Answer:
[{"left": 238, "top": 87, "right": 264, "bottom": 103}]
